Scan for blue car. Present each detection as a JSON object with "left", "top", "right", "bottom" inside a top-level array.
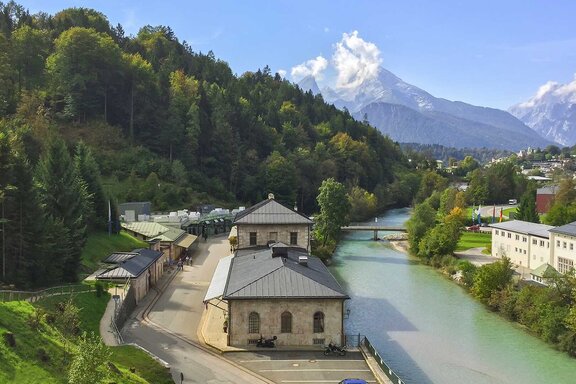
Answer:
[{"left": 338, "top": 380, "right": 368, "bottom": 384}]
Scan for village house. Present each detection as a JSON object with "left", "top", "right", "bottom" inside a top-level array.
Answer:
[
  {"left": 96, "top": 248, "right": 165, "bottom": 304},
  {"left": 204, "top": 196, "right": 349, "bottom": 347},
  {"left": 233, "top": 193, "right": 313, "bottom": 251},
  {"left": 536, "top": 186, "right": 558, "bottom": 214}
]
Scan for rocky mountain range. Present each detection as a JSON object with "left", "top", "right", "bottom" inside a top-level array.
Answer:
[
  {"left": 298, "top": 68, "right": 551, "bottom": 150},
  {"left": 509, "top": 77, "right": 576, "bottom": 147}
]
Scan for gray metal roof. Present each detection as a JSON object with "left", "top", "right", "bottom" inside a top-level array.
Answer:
[
  {"left": 234, "top": 198, "right": 312, "bottom": 225},
  {"left": 204, "top": 255, "right": 234, "bottom": 302},
  {"left": 97, "top": 249, "right": 163, "bottom": 280},
  {"left": 537, "top": 186, "right": 558, "bottom": 195},
  {"left": 103, "top": 252, "right": 138, "bottom": 264},
  {"left": 489, "top": 220, "right": 553, "bottom": 238},
  {"left": 223, "top": 247, "right": 348, "bottom": 300},
  {"left": 549, "top": 221, "right": 576, "bottom": 236}
]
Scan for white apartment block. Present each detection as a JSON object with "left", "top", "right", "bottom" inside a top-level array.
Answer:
[
  {"left": 549, "top": 222, "right": 576, "bottom": 274},
  {"left": 490, "top": 221, "right": 554, "bottom": 270}
]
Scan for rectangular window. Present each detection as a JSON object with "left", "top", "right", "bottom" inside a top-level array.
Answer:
[
  {"left": 290, "top": 232, "right": 298, "bottom": 245},
  {"left": 501, "top": 231, "right": 505, "bottom": 237},
  {"left": 523, "top": 237, "right": 527, "bottom": 243},
  {"left": 558, "top": 257, "right": 575, "bottom": 274},
  {"left": 563, "top": 242, "right": 567, "bottom": 249},
  {"left": 515, "top": 235, "right": 520, "bottom": 240},
  {"left": 540, "top": 240, "right": 544, "bottom": 247},
  {"left": 557, "top": 240, "right": 561, "bottom": 247},
  {"left": 249, "top": 232, "right": 257, "bottom": 246},
  {"left": 508, "top": 233, "right": 512, "bottom": 238},
  {"left": 532, "top": 239, "right": 537, "bottom": 245},
  {"left": 571, "top": 243, "right": 574, "bottom": 251},
  {"left": 515, "top": 247, "right": 518, "bottom": 252},
  {"left": 495, "top": 230, "right": 499, "bottom": 235}
]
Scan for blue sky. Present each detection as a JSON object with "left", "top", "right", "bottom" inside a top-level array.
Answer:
[{"left": 17, "top": 0, "right": 576, "bottom": 109}]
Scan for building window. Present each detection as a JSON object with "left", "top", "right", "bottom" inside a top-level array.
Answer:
[
  {"left": 571, "top": 243, "right": 574, "bottom": 251},
  {"left": 523, "top": 237, "right": 527, "bottom": 242},
  {"left": 281, "top": 311, "right": 292, "bottom": 333},
  {"left": 558, "top": 257, "right": 575, "bottom": 274},
  {"left": 269, "top": 232, "right": 278, "bottom": 242},
  {"left": 249, "top": 232, "right": 257, "bottom": 246},
  {"left": 501, "top": 231, "right": 505, "bottom": 237},
  {"left": 248, "top": 312, "right": 260, "bottom": 334},
  {"left": 508, "top": 233, "right": 511, "bottom": 238},
  {"left": 563, "top": 242, "right": 567, "bottom": 249},
  {"left": 515, "top": 235, "right": 519, "bottom": 240},
  {"left": 313, "top": 312, "right": 324, "bottom": 333},
  {"left": 290, "top": 232, "right": 298, "bottom": 245},
  {"left": 495, "top": 230, "right": 499, "bottom": 235},
  {"left": 532, "top": 239, "right": 537, "bottom": 245},
  {"left": 540, "top": 240, "right": 544, "bottom": 247},
  {"left": 557, "top": 240, "right": 561, "bottom": 247}
]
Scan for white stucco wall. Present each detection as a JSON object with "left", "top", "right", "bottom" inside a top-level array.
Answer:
[{"left": 491, "top": 228, "right": 550, "bottom": 270}]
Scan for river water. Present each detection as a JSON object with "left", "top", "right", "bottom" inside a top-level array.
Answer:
[{"left": 330, "top": 208, "right": 575, "bottom": 384}]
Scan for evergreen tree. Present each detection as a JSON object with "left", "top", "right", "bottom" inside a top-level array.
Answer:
[
  {"left": 36, "top": 138, "right": 89, "bottom": 282},
  {"left": 516, "top": 189, "right": 539, "bottom": 223},
  {"left": 74, "top": 141, "right": 106, "bottom": 231}
]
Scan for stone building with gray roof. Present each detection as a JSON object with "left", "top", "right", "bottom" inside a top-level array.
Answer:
[
  {"left": 206, "top": 243, "right": 348, "bottom": 347},
  {"left": 233, "top": 193, "right": 313, "bottom": 251}
]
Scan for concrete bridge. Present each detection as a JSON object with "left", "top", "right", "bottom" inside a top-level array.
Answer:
[{"left": 341, "top": 225, "right": 407, "bottom": 240}]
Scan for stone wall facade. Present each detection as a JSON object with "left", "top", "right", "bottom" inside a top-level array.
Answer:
[
  {"left": 237, "top": 224, "right": 310, "bottom": 251},
  {"left": 228, "top": 298, "right": 344, "bottom": 347}
]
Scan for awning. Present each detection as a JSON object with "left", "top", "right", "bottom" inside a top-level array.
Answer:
[
  {"left": 203, "top": 255, "right": 233, "bottom": 302},
  {"left": 175, "top": 234, "right": 198, "bottom": 249}
]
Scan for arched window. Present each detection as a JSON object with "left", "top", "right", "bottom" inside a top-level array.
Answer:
[
  {"left": 281, "top": 311, "right": 292, "bottom": 333},
  {"left": 313, "top": 311, "right": 324, "bottom": 333},
  {"left": 248, "top": 312, "right": 260, "bottom": 334}
]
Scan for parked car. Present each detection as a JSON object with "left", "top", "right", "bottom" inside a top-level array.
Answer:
[
  {"left": 508, "top": 199, "right": 517, "bottom": 205},
  {"left": 467, "top": 224, "right": 480, "bottom": 232}
]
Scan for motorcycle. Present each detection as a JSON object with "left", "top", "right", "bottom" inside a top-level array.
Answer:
[
  {"left": 256, "top": 335, "right": 277, "bottom": 348},
  {"left": 323, "top": 342, "right": 347, "bottom": 356}
]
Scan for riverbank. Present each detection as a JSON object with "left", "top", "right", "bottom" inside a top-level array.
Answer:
[{"left": 389, "top": 239, "right": 409, "bottom": 253}]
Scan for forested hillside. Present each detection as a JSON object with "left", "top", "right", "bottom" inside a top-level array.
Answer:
[{"left": 0, "top": 2, "right": 414, "bottom": 288}]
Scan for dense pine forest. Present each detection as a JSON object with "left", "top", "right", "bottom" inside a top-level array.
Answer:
[{"left": 0, "top": 2, "right": 418, "bottom": 288}]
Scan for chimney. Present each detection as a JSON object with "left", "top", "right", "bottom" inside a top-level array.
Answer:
[
  {"left": 298, "top": 256, "right": 308, "bottom": 266},
  {"left": 294, "top": 202, "right": 298, "bottom": 211},
  {"left": 268, "top": 193, "right": 274, "bottom": 200}
]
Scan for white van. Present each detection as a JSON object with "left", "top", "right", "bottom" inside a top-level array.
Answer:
[{"left": 508, "top": 199, "right": 517, "bottom": 205}]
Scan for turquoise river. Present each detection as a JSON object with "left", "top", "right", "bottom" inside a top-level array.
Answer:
[{"left": 330, "top": 208, "right": 575, "bottom": 384}]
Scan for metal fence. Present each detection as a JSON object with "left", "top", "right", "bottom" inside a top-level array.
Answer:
[
  {"left": 361, "top": 336, "right": 405, "bottom": 384},
  {"left": 111, "top": 279, "right": 136, "bottom": 341},
  {"left": 0, "top": 284, "right": 94, "bottom": 303}
]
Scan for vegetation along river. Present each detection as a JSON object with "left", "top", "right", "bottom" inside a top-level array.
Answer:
[{"left": 330, "top": 208, "right": 575, "bottom": 384}]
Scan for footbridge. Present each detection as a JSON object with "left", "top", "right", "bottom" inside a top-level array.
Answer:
[{"left": 341, "top": 225, "right": 407, "bottom": 240}]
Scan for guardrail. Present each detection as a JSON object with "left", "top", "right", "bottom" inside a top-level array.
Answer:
[
  {"left": 0, "top": 284, "right": 94, "bottom": 303},
  {"left": 361, "top": 336, "right": 405, "bottom": 384}
]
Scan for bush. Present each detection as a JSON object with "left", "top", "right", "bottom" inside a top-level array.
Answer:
[{"left": 95, "top": 281, "right": 107, "bottom": 298}]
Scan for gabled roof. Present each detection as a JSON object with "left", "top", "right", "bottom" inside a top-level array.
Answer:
[
  {"left": 97, "top": 249, "right": 163, "bottom": 280},
  {"left": 549, "top": 221, "right": 576, "bottom": 237},
  {"left": 223, "top": 247, "right": 348, "bottom": 300},
  {"left": 103, "top": 252, "right": 138, "bottom": 264},
  {"left": 531, "top": 263, "right": 560, "bottom": 278},
  {"left": 490, "top": 220, "right": 553, "bottom": 238},
  {"left": 121, "top": 221, "right": 169, "bottom": 239},
  {"left": 233, "top": 198, "right": 312, "bottom": 225},
  {"left": 150, "top": 227, "right": 185, "bottom": 242}
]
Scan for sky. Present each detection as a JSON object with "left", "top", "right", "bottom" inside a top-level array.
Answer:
[{"left": 16, "top": 0, "right": 576, "bottom": 110}]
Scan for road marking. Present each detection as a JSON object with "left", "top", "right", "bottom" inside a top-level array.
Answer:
[
  {"left": 259, "top": 369, "right": 370, "bottom": 372},
  {"left": 280, "top": 381, "right": 377, "bottom": 383},
  {"left": 239, "top": 359, "right": 363, "bottom": 363}
]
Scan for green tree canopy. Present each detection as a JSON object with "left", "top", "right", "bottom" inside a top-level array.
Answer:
[{"left": 314, "top": 178, "right": 350, "bottom": 247}]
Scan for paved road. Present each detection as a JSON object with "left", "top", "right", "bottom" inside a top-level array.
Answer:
[{"left": 122, "top": 235, "right": 272, "bottom": 384}]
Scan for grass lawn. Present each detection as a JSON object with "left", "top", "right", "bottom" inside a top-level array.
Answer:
[
  {"left": 0, "top": 291, "right": 172, "bottom": 383},
  {"left": 81, "top": 231, "right": 147, "bottom": 271},
  {"left": 456, "top": 231, "right": 492, "bottom": 251},
  {"left": 35, "top": 290, "right": 110, "bottom": 335}
]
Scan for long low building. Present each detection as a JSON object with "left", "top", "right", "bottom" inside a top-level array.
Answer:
[{"left": 490, "top": 220, "right": 576, "bottom": 280}]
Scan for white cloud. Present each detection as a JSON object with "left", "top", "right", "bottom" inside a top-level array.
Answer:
[
  {"left": 277, "top": 69, "right": 287, "bottom": 78},
  {"left": 333, "top": 31, "right": 382, "bottom": 90},
  {"left": 290, "top": 56, "right": 328, "bottom": 82}
]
